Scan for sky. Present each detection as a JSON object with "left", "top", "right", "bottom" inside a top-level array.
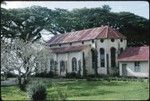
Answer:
[{"left": 1, "top": 1, "right": 149, "bottom": 19}]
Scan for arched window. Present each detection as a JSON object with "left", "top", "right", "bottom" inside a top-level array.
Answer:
[
  {"left": 92, "top": 39, "right": 94, "bottom": 43},
  {"left": 111, "top": 39, "right": 115, "bottom": 42},
  {"left": 78, "top": 60, "right": 81, "bottom": 74},
  {"left": 100, "top": 39, "right": 104, "bottom": 43},
  {"left": 110, "top": 47, "right": 116, "bottom": 67},
  {"left": 72, "top": 57, "right": 77, "bottom": 71},
  {"left": 82, "top": 41, "right": 84, "bottom": 44},
  {"left": 59, "top": 44, "right": 61, "bottom": 47},
  {"left": 50, "top": 59, "right": 54, "bottom": 71},
  {"left": 100, "top": 48, "right": 105, "bottom": 67},
  {"left": 120, "top": 48, "right": 123, "bottom": 54},
  {"left": 60, "top": 60, "right": 65, "bottom": 72},
  {"left": 120, "top": 38, "right": 123, "bottom": 42}
]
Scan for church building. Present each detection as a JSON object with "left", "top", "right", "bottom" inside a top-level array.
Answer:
[{"left": 45, "top": 25, "right": 127, "bottom": 76}]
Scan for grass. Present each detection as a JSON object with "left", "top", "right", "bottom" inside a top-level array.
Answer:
[
  {"left": 1, "top": 78, "right": 149, "bottom": 100},
  {"left": 1, "top": 86, "right": 27, "bottom": 100}
]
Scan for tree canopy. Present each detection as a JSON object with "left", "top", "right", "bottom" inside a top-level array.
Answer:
[{"left": 1, "top": 5, "right": 149, "bottom": 46}]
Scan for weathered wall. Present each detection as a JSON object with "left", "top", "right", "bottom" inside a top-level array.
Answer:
[
  {"left": 96, "top": 38, "right": 127, "bottom": 74},
  {"left": 119, "top": 61, "right": 149, "bottom": 77},
  {"left": 47, "top": 38, "right": 127, "bottom": 76}
]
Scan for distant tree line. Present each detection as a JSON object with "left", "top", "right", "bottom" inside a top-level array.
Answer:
[{"left": 1, "top": 5, "right": 149, "bottom": 46}]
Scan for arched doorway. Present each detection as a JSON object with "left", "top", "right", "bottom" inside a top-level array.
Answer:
[
  {"left": 72, "top": 57, "right": 77, "bottom": 72},
  {"left": 100, "top": 48, "right": 105, "bottom": 67},
  {"left": 60, "top": 60, "right": 65, "bottom": 74},
  {"left": 50, "top": 59, "right": 54, "bottom": 71},
  {"left": 110, "top": 47, "right": 116, "bottom": 67}
]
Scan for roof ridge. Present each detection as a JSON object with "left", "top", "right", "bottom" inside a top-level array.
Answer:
[
  {"left": 106, "top": 26, "right": 109, "bottom": 38},
  {"left": 112, "top": 27, "right": 119, "bottom": 37},
  {"left": 95, "top": 26, "right": 106, "bottom": 39},
  {"left": 62, "top": 26, "right": 101, "bottom": 35},
  {"left": 48, "top": 25, "right": 126, "bottom": 45},
  {"left": 50, "top": 26, "right": 102, "bottom": 40}
]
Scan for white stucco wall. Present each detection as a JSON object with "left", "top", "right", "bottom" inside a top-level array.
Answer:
[
  {"left": 119, "top": 61, "right": 149, "bottom": 77},
  {"left": 53, "top": 51, "right": 83, "bottom": 76},
  {"left": 96, "top": 38, "right": 127, "bottom": 74},
  {"left": 48, "top": 38, "right": 127, "bottom": 76},
  {"left": 83, "top": 47, "right": 93, "bottom": 74},
  {"left": 50, "top": 40, "right": 93, "bottom": 48}
]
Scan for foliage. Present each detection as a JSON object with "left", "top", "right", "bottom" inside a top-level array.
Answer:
[
  {"left": 102, "top": 5, "right": 111, "bottom": 12},
  {"left": 66, "top": 72, "right": 76, "bottom": 78},
  {"left": 1, "top": 39, "right": 51, "bottom": 91},
  {"left": 1, "top": 5, "right": 149, "bottom": 46},
  {"left": 27, "top": 81, "right": 47, "bottom": 101},
  {"left": 34, "top": 71, "right": 55, "bottom": 78},
  {"left": 65, "top": 72, "right": 82, "bottom": 79},
  {"left": 1, "top": 6, "right": 50, "bottom": 42}
]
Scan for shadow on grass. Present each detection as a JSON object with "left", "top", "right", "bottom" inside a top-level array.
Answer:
[
  {"left": 58, "top": 80, "right": 128, "bottom": 90},
  {"left": 47, "top": 81, "right": 121, "bottom": 97},
  {"left": 79, "top": 90, "right": 115, "bottom": 97}
]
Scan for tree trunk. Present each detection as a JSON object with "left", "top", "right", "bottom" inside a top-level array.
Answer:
[
  {"left": 18, "top": 72, "right": 28, "bottom": 91},
  {"left": 18, "top": 75, "right": 28, "bottom": 91},
  {"left": 18, "top": 76, "right": 22, "bottom": 89}
]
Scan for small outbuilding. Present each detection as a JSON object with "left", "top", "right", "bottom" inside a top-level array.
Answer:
[{"left": 118, "top": 46, "right": 149, "bottom": 78}]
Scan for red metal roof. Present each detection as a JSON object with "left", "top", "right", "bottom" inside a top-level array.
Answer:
[
  {"left": 50, "top": 45, "right": 90, "bottom": 53},
  {"left": 48, "top": 25, "right": 126, "bottom": 45},
  {"left": 117, "top": 46, "right": 149, "bottom": 61}
]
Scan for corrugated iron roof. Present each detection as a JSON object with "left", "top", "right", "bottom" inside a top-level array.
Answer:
[
  {"left": 50, "top": 45, "right": 90, "bottom": 53},
  {"left": 117, "top": 46, "right": 149, "bottom": 61},
  {"left": 48, "top": 25, "right": 126, "bottom": 45}
]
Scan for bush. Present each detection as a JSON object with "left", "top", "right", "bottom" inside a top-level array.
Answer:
[
  {"left": 34, "top": 72, "right": 45, "bottom": 77},
  {"left": 46, "top": 71, "right": 55, "bottom": 78},
  {"left": 66, "top": 72, "right": 76, "bottom": 78},
  {"left": 65, "top": 72, "right": 82, "bottom": 79},
  {"left": 87, "top": 74, "right": 96, "bottom": 78},
  {"left": 86, "top": 77, "right": 97, "bottom": 81},
  {"left": 87, "top": 74, "right": 109, "bottom": 78},
  {"left": 27, "top": 81, "right": 47, "bottom": 101},
  {"left": 34, "top": 71, "right": 55, "bottom": 78}
]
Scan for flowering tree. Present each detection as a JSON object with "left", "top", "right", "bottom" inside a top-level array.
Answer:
[{"left": 1, "top": 38, "right": 51, "bottom": 91}]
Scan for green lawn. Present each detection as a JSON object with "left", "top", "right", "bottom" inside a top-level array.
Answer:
[{"left": 1, "top": 78, "right": 149, "bottom": 100}]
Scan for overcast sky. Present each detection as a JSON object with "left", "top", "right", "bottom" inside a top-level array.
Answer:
[{"left": 2, "top": 1, "right": 149, "bottom": 19}]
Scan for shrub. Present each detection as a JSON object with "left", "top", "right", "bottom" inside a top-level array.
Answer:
[
  {"left": 87, "top": 74, "right": 109, "bottom": 78},
  {"left": 34, "top": 72, "right": 45, "bottom": 77},
  {"left": 65, "top": 72, "right": 82, "bottom": 79},
  {"left": 76, "top": 71, "right": 82, "bottom": 79},
  {"left": 27, "top": 81, "right": 47, "bottom": 101},
  {"left": 86, "top": 77, "right": 99, "bottom": 81},
  {"left": 46, "top": 71, "right": 55, "bottom": 78},
  {"left": 87, "top": 74, "right": 96, "bottom": 78},
  {"left": 34, "top": 71, "right": 55, "bottom": 78},
  {"left": 66, "top": 72, "right": 76, "bottom": 78}
]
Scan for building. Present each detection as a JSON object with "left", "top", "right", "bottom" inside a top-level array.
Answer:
[
  {"left": 118, "top": 46, "right": 149, "bottom": 78},
  {"left": 45, "top": 25, "right": 127, "bottom": 76}
]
